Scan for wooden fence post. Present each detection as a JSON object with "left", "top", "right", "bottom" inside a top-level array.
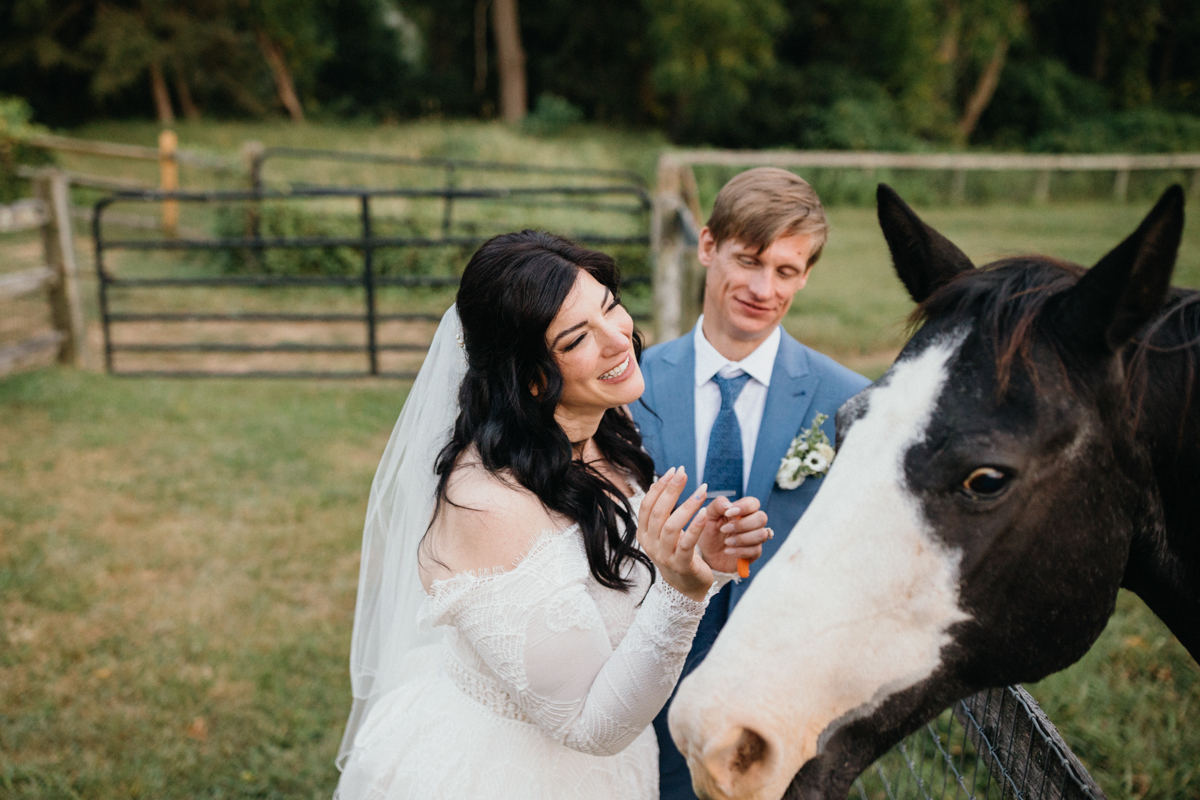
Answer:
[
  {"left": 241, "top": 140, "right": 265, "bottom": 253},
  {"left": 951, "top": 169, "right": 967, "bottom": 204},
  {"left": 1033, "top": 170, "right": 1052, "bottom": 204},
  {"left": 241, "top": 140, "right": 266, "bottom": 191},
  {"left": 652, "top": 155, "right": 704, "bottom": 344},
  {"left": 1113, "top": 169, "right": 1130, "bottom": 202},
  {"left": 159, "top": 129, "right": 179, "bottom": 237},
  {"left": 32, "top": 169, "right": 85, "bottom": 367}
]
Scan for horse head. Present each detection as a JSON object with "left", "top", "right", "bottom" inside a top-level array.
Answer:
[{"left": 668, "top": 184, "right": 1186, "bottom": 800}]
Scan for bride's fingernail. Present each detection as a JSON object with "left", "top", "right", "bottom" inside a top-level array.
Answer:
[
  {"left": 724, "top": 547, "right": 735, "bottom": 554},
  {"left": 724, "top": 537, "right": 736, "bottom": 546},
  {"left": 692, "top": 483, "right": 707, "bottom": 499},
  {"left": 721, "top": 523, "right": 734, "bottom": 534}
]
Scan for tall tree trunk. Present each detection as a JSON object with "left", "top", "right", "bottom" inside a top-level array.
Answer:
[
  {"left": 1093, "top": 0, "right": 1112, "bottom": 81},
  {"left": 937, "top": 0, "right": 961, "bottom": 65},
  {"left": 1157, "top": 25, "right": 1177, "bottom": 87},
  {"left": 491, "top": 0, "right": 526, "bottom": 122},
  {"left": 256, "top": 30, "right": 305, "bottom": 123},
  {"left": 149, "top": 61, "right": 176, "bottom": 125},
  {"left": 173, "top": 68, "right": 201, "bottom": 121},
  {"left": 957, "top": 37, "right": 1008, "bottom": 141},
  {"left": 475, "top": 0, "right": 491, "bottom": 95}
]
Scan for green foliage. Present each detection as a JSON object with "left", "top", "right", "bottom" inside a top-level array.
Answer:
[
  {"left": 0, "top": 95, "right": 53, "bottom": 203},
  {"left": 1032, "top": 108, "right": 1200, "bottom": 154},
  {"left": 794, "top": 66, "right": 924, "bottom": 151},
  {"left": 984, "top": 57, "right": 1200, "bottom": 153},
  {"left": 5, "top": 0, "right": 1200, "bottom": 150},
  {"left": 983, "top": 57, "right": 1111, "bottom": 144},
  {"left": 642, "top": 0, "right": 786, "bottom": 134},
  {"left": 208, "top": 203, "right": 363, "bottom": 276},
  {"left": 522, "top": 93, "right": 584, "bottom": 136}
]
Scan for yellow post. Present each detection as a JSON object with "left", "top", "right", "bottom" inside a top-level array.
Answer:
[{"left": 159, "top": 129, "right": 179, "bottom": 237}]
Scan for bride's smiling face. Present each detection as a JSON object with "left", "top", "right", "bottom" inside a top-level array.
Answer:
[{"left": 546, "top": 269, "right": 644, "bottom": 431}]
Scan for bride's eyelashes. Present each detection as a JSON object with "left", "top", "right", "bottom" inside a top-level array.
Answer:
[{"left": 559, "top": 298, "right": 622, "bottom": 354}]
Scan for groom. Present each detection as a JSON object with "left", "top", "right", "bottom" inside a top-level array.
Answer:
[{"left": 631, "top": 167, "right": 870, "bottom": 800}]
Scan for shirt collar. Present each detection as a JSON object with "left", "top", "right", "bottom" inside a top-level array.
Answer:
[{"left": 693, "top": 315, "right": 781, "bottom": 388}]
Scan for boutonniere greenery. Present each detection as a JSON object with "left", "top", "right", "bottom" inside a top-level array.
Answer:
[{"left": 776, "top": 412, "right": 836, "bottom": 490}]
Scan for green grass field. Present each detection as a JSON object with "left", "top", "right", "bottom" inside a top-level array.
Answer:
[{"left": 2, "top": 120, "right": 1198, "bottom": 799}]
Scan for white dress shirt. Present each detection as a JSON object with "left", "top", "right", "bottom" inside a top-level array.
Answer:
[{"left": 693, "top": 316, "right": 781, "bottom": 492}]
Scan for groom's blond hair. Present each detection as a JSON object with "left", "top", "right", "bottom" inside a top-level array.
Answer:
[{"left": 707, "top": 167, "right": 828, "bottom": 266}]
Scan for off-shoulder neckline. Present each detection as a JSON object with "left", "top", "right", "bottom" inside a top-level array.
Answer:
[
  {"left": 426, "top": 486, "right": 645, "bottom": 598},
  {"left": 426, "top": 522, "right": 580, "bottom": 597}
]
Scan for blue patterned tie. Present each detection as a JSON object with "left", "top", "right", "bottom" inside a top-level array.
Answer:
[
  {"left": 705, "top": 372, "right": 751, "bottom": 501},
  {"left": 652, "top": 370, "right": 755, "bottom": 794}
]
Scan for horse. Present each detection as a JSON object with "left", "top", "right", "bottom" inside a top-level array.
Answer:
[{"left": 667, "top": 184, "right": 1198, "bottom": 800}]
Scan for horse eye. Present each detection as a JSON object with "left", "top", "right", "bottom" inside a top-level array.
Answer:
[{"left": 963, "top": 467, "right": 1010, "bottom": 497}]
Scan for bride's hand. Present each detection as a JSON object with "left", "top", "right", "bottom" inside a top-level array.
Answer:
[
  {"left": 698, "top": 496, "right": 770, "bottom": 575},
  {"left": 637, "top": 467, "right": 713, "bottom": 602}
]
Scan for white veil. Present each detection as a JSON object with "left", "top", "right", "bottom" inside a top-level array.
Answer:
[{"left": 337, "top": 304, "right": 466, "bottom": 768}]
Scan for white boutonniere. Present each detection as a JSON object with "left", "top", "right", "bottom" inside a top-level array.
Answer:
[{"left": 776, "top": 412, "right": 836, "bottom": 490}]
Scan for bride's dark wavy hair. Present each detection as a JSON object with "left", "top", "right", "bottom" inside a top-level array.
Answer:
[{"left": 432, "top": 230, "right": 656, "bottom": 591}]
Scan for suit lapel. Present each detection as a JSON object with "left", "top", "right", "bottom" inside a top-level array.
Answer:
[
  {"left": 745, "top": 333, "right": 820, "bottom": 511},
  {"left": 653, "top": 332, "right": 698, "bottom": 498}
]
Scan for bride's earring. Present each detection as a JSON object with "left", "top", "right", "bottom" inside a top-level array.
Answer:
[{"left": 530, "top": 370, "right": 546, "bottom": 397}]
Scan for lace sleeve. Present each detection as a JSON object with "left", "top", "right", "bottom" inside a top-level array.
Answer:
[{"left": 433, "top": 532, "right": 716, "bottom": 757}]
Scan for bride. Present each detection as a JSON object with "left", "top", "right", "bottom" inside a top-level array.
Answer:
[{"left": 335, "top": 231, "right": 771, "bottom": 799}]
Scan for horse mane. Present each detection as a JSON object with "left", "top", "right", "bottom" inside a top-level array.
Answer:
[
  {"left": 908, "top": 258, "right": 1200, "bottom": 441},
  {"left": 907, "top": 257, "right": 1084, "bottom": 395},
  {"left": 1127, "top": 289, "right": 1200, "bottom": 446}
]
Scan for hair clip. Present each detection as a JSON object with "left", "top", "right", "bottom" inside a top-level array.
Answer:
[{"left": 455, "top": 331, "right": 466, "bottom": 350}]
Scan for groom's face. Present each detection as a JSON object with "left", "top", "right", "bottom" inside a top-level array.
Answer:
[{"left": 698, "top": 229, "right": 816, "bottom": 345}]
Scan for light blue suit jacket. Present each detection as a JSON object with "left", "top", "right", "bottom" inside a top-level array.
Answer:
[{"left": 631, "top": 326, "right": 870, "bottom": 606}]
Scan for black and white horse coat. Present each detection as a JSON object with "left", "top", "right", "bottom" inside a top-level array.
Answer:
[{"left": 669, "top": 185, "right": 1198, "bottom": 800}]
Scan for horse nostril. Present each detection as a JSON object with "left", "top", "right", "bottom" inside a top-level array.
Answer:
[
  {"left": 731, "top": 727, "right": 769, "bottom": 775},
  {"left": 696, "top": 724, "right": 777, "bottom": 798}
]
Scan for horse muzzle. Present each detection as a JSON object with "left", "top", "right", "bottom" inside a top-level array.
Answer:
[{"left": 669, "top": 676, "right": 800, "bottom": 800}]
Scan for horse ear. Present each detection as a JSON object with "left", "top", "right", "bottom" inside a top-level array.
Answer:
[
  {"left": 1057, "top": 184, "right": 1184, "bottom": 353},
  {"left": 877, "top": 183, "right": 974, "bottom": 303}
]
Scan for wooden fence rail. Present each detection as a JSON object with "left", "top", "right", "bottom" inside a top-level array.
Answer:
[
  {"left": 0, "top": 170, "right": 85, "bottom": 376},
  {"left": 651, "top": 148, "right": 1200, "bottom": 340},
  {"left": 22, "top": 131, "right": 237, "bottom": 237},
  {"left": 24, "top": 133, "right": 236, "bottom": 170}
]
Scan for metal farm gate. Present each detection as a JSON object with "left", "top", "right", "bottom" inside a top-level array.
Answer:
[{"left": 92, "top": 162, "right": 652, "bottom": 377}]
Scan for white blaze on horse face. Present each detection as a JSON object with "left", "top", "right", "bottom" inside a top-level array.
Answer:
[{"left": 669, "top": 334, "right": 972, "bottom": 800}]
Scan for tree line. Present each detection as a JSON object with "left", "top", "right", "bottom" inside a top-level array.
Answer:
[{"left": 3, "top": 0, "right": 1200, "bottom": 152}]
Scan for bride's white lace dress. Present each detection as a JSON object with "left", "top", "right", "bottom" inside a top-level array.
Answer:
[{"left": 336, "top": 489, "right": 721, "bottom": 800}]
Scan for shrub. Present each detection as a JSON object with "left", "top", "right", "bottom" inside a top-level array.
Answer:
[
  {"left": 522, "top": 93, "right": 585, "bottom": 136},
  {"left": 0, "top": 96, "right": 54, "bottom": 203},
  {"left": 981, "top": 58, "right": 1110, "bottom": 147},
  {"left": 204, "top": 202, "right": 477, "bottom": 278},
  {"left": 207, "top": 204, "right": 362, "bottom": 276},
  {"left": 793, "top": 66, "right": 925, "bottom": 152},
  {"left": 1030, "top": 108, "right": 1200, "bottom": 153}
]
